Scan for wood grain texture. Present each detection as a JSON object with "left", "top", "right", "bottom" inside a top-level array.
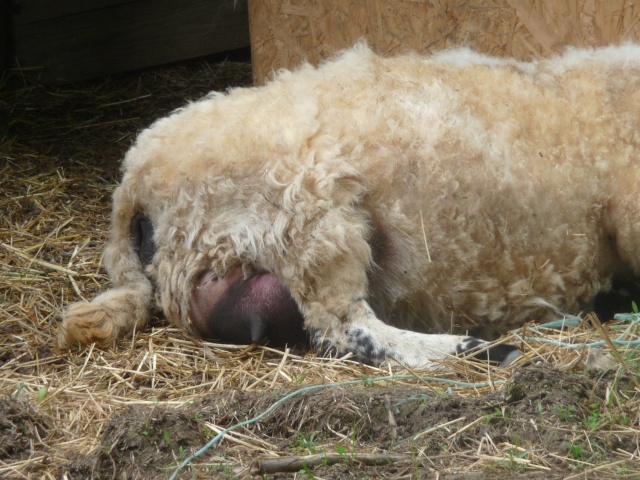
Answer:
[{"left": 249, "top": 0, "right": 640, "bottom": 85}]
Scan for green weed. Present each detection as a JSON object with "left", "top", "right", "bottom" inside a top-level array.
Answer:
[
  {"left": 504, "top": 446, "right": 528, "bottom": 472},
  {"left": 300, "top": 463, "right": 316, "bottom": 478},
  {"left": 583, "top": 403, "right": 606, "bottom": 430},
  {"left": 555, "top": 405, "right": 576, "bottom": 421},
  {"left": 360, "top": 374, "right": 375, "bottom": 387},
  {"left": 566, "top": 441, "right": 586, "bottom": 461},
  {"left": 293, "top": 372, "right": 308, "bottom": 385},
  {"left": 295, "top": 432, "right": 320, "bottom": 454}
]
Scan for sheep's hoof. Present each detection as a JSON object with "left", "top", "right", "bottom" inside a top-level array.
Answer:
[
  {"left": 59, "top": 302, "right": 118, "bottom": 349},
  {"left": 499, "top": 348, "right": 523, "bottom": 367},
  {"left": 456, "top": 338, "right": 522, "bottom": 367}
]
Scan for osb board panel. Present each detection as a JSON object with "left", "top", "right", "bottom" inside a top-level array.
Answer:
[{"left": 249, "top": 0, "right": 640, "bottom": 84}]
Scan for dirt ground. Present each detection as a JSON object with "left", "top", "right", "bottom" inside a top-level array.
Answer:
[
  {"left": 1, "top": 52, "right": 639, "bottom": 479},
  {"left": 2, "top": 361, "right": 638, "bottom": 479},
  {"left": 69, "top": 364, "right": 639, "bottom": 479}
]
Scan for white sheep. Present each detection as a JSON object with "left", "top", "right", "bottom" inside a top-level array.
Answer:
[{"left": 59, "top": 43, "right": 640, "bottom": 368}]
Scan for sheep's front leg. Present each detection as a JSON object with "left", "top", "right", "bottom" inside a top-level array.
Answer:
[
  {"left": 267, "top": 177, "right": 519, "bottom": 368},
  {"left": 307, "top": 297, "right": 519, "bottom": 368},
  {"left": 283, "top": 246, "right": 519, "bottom": 368},
  {"left": 59, "top": 198, "right": 154, "bottom": 349}
]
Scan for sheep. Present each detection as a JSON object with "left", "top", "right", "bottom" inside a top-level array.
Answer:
[{"left": 59, "top": 43, "right": 640, "bottom": 368}]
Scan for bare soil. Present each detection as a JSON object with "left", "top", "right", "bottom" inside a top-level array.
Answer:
[{"left": 2, "top": 363, "right": 637, "bottom": 478}]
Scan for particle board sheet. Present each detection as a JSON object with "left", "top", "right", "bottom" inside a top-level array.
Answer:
[{"left": 249, "top": 0, "right": 640, "bottom": 84}]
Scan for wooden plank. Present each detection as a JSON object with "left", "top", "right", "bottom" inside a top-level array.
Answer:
[
  {"left": 13, "top": 0, "right": 131, "bottom": 25},
  {"left": 13, "top": 0, "right": 250, "bottom": 83},
  {"left": 0, "top": 0, "right": 6, "bottom": 72}
]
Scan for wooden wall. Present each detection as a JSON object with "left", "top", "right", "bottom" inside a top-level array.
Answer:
[
  {"left": 249, "top": 0, "right": 640, "bottom": 85},
  {"left": 0, "top": 0, "right": 7, "bottom": 72},
  {"left": 12, "top": 0, "right": 250, "bottom": 83}
]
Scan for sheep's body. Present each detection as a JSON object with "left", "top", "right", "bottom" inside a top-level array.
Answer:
[{"left": 60, "top": 43, "right": 640, "bottom": 367}]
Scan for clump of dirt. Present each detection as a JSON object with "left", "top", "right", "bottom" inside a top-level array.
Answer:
[
  {"left": 505, "top": 362, "right": 594, "bottom": 406},
  {"left": 0, "top": 396, "right": 53, "bottom": 461},
  {"left": 69, "top": 404, "right": 209, "bottom": 478}
]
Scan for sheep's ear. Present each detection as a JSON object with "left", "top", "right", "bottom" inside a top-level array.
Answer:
[{"left": 130, "top": 212, "right": 156, "bottom": 267}]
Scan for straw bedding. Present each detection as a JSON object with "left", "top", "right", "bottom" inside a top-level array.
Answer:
[{"left": 1, "top": 55, "right": 639, "bottom": 479}]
